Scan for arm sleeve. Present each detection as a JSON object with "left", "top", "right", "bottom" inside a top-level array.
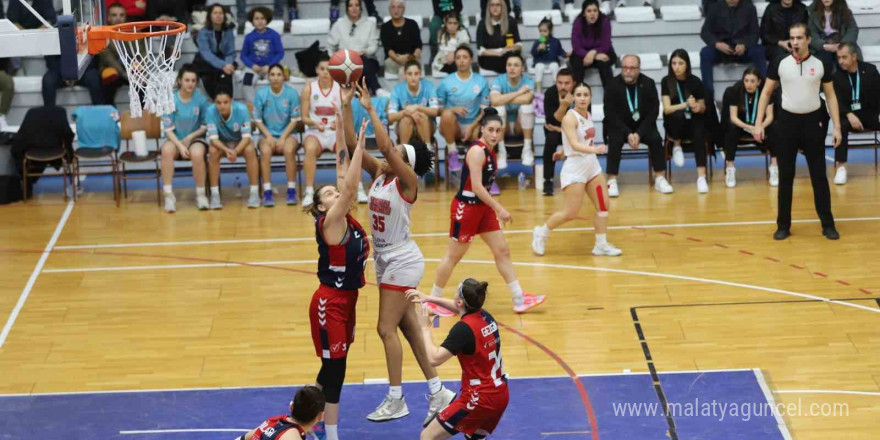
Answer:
[
  {"left": 412, "top": 20, "right": 424, "bottom": 51},
  {"left": 598, "top": 18, "right": 612, "bottom": 54},
  {"left": 700, "top": 6, "right": 717, "bottom": 46},
  {"left": 603, "top": 85, "right": 629, "bottom": 134},
  {"left": 327, "top": 23, "right": 341, "bottom": 52},
  {"left": 530, "top": 40, "right": 539, "bottom": 58},
  {"left": 197, "top": 30, "right": 228, "bottom": 70},
  {"left": 476, "top": 22, "right": 487, "bottom": 49},
  {"left": 551, "top": 39, "right": 565, "bottom": 61},
  {"left": 240, "top": 34, "right": 255, "bottom": 68},
  {"left": 691, "top": 76, "right": 707, "bottom": 100},
  {"left": 660, "top": 78, "right": 670, "bottom": 97},
  {"left": 441, "top": 321, "right": 476, "bottom": 355},
  {"left": 570, "top": 19, "right": 587, "bottom": 59},
  {"left": 636, "top": 80, "right": 660, "bottom": 139},
  {"left": 511, "top": 22, "right": 521, "bottom": 44},
  {"left": 380, "top": 24, "right": 392, "bottom": 57},
  {"left": 206, "top": 110, "right": 219, "bottom": 139},
  {"left": 269, "top": 32, "right": 285, "bottom": 65},
  {"left": 821, "top": 57, "right": 834, "bottom": 83},
  {"left": 252, "top": 94, "right": 264, "bottom": 121},
  {"left": 480, "top": 78, "right": 491, "bottom": 107},
  {"left": 224, "top": 31, "right": 237, "bottom": 65},
  {"left": 291, "top": 92, "right": 302, "bottom": 120}
]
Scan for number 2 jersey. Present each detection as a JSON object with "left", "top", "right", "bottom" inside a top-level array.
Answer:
[
  {"left": 368, "top": 174, "right": 416, "bottom": 254},
  {"left": 315, "top": 214, "right": 370, "bottom": 290},
  {"left": 441, "top": 309, "right": 508, "bottom": 395}
]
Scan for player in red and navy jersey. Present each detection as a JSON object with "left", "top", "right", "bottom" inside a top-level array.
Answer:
[
  {"left": 304, "top": 110, "right": 371, "bottom": 440},
  {"left": 427, "top": 108, "right": 545, "bottom": 315},
  {"left": 407, "top": 279, "right": 510, "bottom": 440},
  {"left": 236, "top": 386, "right": 325, "bottom": 440}
]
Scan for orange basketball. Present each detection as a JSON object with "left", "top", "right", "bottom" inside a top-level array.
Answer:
[{"left": 328, "top": 49, "right": 364, "bottom": 86}]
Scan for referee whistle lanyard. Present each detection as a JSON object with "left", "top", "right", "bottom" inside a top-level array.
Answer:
[
  {"left": 676, "top": 82, "right": 691, "bottom": 119},
  {"left": 626, "top": 85, "right": 640, "bottom": 121},
  {"left": 744, "top": 88, "right": 759, "bottom": 125}
]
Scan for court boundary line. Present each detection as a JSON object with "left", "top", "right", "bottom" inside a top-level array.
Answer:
[
  {"left": 774, "top": 390, "right": 880, "bottom": 397},
  {"left": 0, "top": 200, "right": 74, "bottom": 349},
  {"left": 119, "top": 429, "right": 249, "bottom": 435},
  {"left": 755, "top": 369, "right": 795, "bottom": 440},
  {"left": 0, "top": 369, "right": 756, "bottom": 398},
  {"left": 50, "top": 216, "right": 880, "bottom": 250}
]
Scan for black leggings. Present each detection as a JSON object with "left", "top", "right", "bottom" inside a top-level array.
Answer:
[
  {"left": 665, "top": 111, "right": 707, "bottom": 167},
  {"left": 723, "top": 124, "right": 776, "bottom": 162},
  {"left": 605, "top": 127, "right": 666, "bottom": 175},
  {"left": 478, "top": 54, "right": 510, "bottom": 74},
  {"left": 569, "top": 52, "right": 616, "bottom": 87}
]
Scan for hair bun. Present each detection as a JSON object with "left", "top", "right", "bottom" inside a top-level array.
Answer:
[{"left": 483, "top": 107, "right": 499, "bottom": 117}]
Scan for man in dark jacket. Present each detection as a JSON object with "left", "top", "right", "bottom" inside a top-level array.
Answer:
[
  {"left": 12, "top": 106, "right": 75, "bottom": 197},
  {"left": 761, "top": 0, "right": 809, "bottom": 61},
  {"left": 604, "top": 55, "right": 672, "bottom": 197},
  {"left": 541, "top": 68, "right": 576, "bottom": 196},
  {"left": 831, "top": 42, "right": 880, "bottom": 185},
  {"left": 700, "top": 0, "right": 766, "bottom": 96}
]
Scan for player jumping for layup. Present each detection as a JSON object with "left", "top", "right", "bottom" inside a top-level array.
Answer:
[{"left": 408, "top": 279, "right": 510, "bottom": 440}]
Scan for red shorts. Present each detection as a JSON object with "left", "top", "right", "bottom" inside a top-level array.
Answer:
[
  {"left": 449, "top": 198, "right": 501, "bottom": 243},
  {"left": 437, "top": 387, "right": 509, "bottom": 436},
  {"left": 309, "top": 284, "right": 358, "bottom": 359}
]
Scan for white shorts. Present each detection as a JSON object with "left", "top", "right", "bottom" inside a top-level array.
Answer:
[
  {"left": 560, "top": 155, "right": 602, "bottom": 189},
  {"left": 374, "top": 240, "right": 425, "bottom": 292},
  {"left": 304, "top": 128, "right": 338, "bottom": 152}
]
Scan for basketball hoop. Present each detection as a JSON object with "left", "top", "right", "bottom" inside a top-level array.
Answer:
[{"left": 88, "top": 21, "right": 187, "bottom": 118}]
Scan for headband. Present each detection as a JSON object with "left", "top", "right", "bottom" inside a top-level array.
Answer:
[
  {"left": 403, "top": 143, "right": 417, "bottom": 168},
  {"left": 456, "top": 279, "right": 474, "bottom": 311}
]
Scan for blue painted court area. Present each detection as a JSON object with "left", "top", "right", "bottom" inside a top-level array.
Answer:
[{"left": 0, "top": 370, "right": 787, "bottom": 440}]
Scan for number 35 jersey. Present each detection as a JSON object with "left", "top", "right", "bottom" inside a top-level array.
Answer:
[{"left": 368, "top": 174, "right": 417, "bottom": 254}]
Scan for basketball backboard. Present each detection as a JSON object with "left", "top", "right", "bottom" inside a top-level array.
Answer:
[{"left": 0, "top": 0, "right": 103, "bottom": 80}]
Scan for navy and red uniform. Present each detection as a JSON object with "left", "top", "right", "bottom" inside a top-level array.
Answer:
[
  {"left": 450, "top": 139, "right": 500, "bottom": 243},
  {"left": 437, "top": 309, "right": 509, "bottom": 436},
  {"left": 250, "top": 415, "right": 306, "bottom": 440},
  {"left": 310, "top": 214, "right": 370, "bottom": 359}
]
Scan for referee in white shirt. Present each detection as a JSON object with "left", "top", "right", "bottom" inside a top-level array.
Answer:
[{"left": 753, "top": 23, "right": 840, "bottom": 241}]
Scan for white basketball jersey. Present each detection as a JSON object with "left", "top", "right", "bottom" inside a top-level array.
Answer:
[
  {"left": 562, "top": 109, "right": 596, "bottom": 158},
  {"left": 308, "top": 80, "right": 341, "bottom": 129},
  {"left": 368, "top": 175, "right": 415, "bottom": 253}
]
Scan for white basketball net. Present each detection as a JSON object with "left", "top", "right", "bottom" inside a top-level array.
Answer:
[{"left": 112, "top": 23, "right": 185, "bottom": 118}]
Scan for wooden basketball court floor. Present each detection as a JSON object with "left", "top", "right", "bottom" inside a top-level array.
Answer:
[{"left": 1, "top": 163, "right": 878, "bottom": 440}]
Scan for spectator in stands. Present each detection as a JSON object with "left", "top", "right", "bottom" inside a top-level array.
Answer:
[
  {"left": 432, "top": 12, "right": 469, "bottom": 75},
  {"left": 604, "top": 55, "right": 672, "bottom": 196},
  {"left": 380, "top": 0, "right": 423, "bottom": 78},
  {"left": 661, "top": 50, "right": 710, "bottom": 193},
  {"left": 832, "top": 42, "right": 879, "bottom": 185},
  {"left": 700, "top": 0, "right": 765, "bottom": 96},
  {"left": 253, "top": 64, "right": 302, "bottom": 207},
  {"left": 436, "top": 46, "right": 492, "bottom": 176},
  {"left": 809, "top": 0, "right": 858, "bottom": 68},
  {"left": 570, "top": 0, "right": 616, "bottom": 87},
  {"left": 6, "top": 0, "right": 55, "bottom": 29},
  {"left": 429, "top": 0, "right": 463, "bottom": 53},
  {"left": 329, "top": 0, "right": 380, "bottom": 25},
  {"left": 760, "top": 0, "right": 809, "bottom": 62},
  {"left": 42, "top": 56, "right": 103, "bottom": 107},
  {"left": 328, "top": 0, "right": 382, "bottom": 94},
  {"left": 97, "top": 3, "right": 128, "bottom": 106},
  {"left": 115, "top": 0, "right": 147, "bottom": 21},
  {"left": 0, "top": 0, "right": 12, "bottom": 132},
  {"left": 531, "top": 18, "right": 565, "bottom": 92},
  {"left": 490, "top": 53, "right": 537, "bottom": 168},
  {"left": 236, "top": 0, "right": 308, "bottom": 32},
  {"left": 240, "top": 7, "right": 284, "bottom": 104},
  {"left": 206, "top": 88, "right": 259, "bottom": 209},
  {"left": 477, "top": 0, "right": 522, "bottom": 75},
  {"left": 552, "top": 0, "right": 575, "bottom": 12},
  {"left": 597, "top": 1, "right": 654, "bottom": 19},
  {"left": 721, "top": 66, "right": 780, "bottom": 188},
  {"left": 160, "top": 65, "right": 211, "bottom": 213},
  {"left": 541, "top": 68, "right": 576, "bottom": 196},
  {"left": 146, "top": 0, "right": 187, "bottom": 21},
  {"left": 11, "top": 106, "right": 74, "bottom": 197},
  {"left": 194, "top": 4, "right": 237, "bottom": 100},
  {"left": 389, "top": 60, "right": 439, "bottom": 144}
]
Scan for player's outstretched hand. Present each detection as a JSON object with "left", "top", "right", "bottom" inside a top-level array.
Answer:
[{"left": 406, "top": 289, "right": 429, "bottom": 304}]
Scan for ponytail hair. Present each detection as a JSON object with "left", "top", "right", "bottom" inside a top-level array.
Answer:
[{"left": 458, "top": 278, "right": 489, "bottom": 314}]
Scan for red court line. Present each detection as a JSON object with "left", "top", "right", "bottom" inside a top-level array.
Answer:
[
  {"left": 813, "top": 272, "right": 828, "bottom": 278},
  {"left": 0, "top": 247, "right": 599, "bottom": 438},
  {"left": 498, "top": 322, "right": 600, "bottom": 440},
  {"left": 765, "top": 257, "right": 781, "bottom": 263},
  {"left": 739, "top": 250, "right": 755, "bottom": 256},
  {"left": 686, "top": 237, "right": 702, "bottom": 242},
  {"left": 836, "top": 280, "right": 851, "bottom": 286},
  {"left": 860, "top": 288, "right": 873, "bottom": 295}
]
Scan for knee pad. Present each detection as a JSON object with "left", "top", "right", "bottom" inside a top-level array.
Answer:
[
  {"left": 519, "top": 103, "right": 536, "bottom": 130},
  {"left": 317, "top": 358, "right": 347, "bottom": 403}
]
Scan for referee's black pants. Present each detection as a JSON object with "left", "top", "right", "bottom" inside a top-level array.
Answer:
[
  {"left": 838, "top": 110, "right": 880, "bottom": 163},
  {"left": 776, "top": 109, "right": 835, "bottom": 230}
]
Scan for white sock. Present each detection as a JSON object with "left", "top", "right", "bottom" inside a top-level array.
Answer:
[
  {"left": 389, "top": 385, "right": 403, "bottom": 399},
  {"left": 306, "top": 185, "right": 315, "bottom": 194},
  {"left": 210, "top": 186, "right": 220, "bottom": 196},
  {"left": 358, "top": 182, "right": 365, "bottom": 192},
  {"left": 431, "top": 284, "right": 443, "bottom": 297},
  {"left": 524, "top": 139, "right": 533, "bottom": 150},
  {"left": 250, "top": 185, "right": 258, "bottom": 194},
  {"left": 508, "top": 280, "right": 524, "bottom": 304},
  {"left": 196, "top": 187, "right": 206, "bottom": 197},
  {"left": 163, "top": 185, "right": 173, "bottom": 195},
  {"left": 325, "top": 424, "right": 338, "bottom": 440},
  {"left": 540, "top": 223, "right": 550, "bottom": 234},
  {"left": 498, "top": 140, "right": 506, "bottom": 154},
  {"left": 427, "top": 377, "right": 443, "bottom": 395},
  {"left": 263, "top": 183, "right": 272, "bottom": 191},
  {"left": 288, "top": 181, "right": 296, "bottom": 189},
  {"left": 596, "top": 233, "right": 607, "bottom": 246}
]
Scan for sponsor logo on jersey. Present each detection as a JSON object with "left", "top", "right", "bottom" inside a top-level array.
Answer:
[
  {"left": 810, "top": 68, "right": 816, "bottom": 76},
  {"left": 233, "top": 122, "right": 240, "bottom": 131},
  {"left": 480, "top": 321, "right": 498, "bottom": 337},
  {"left": 466, "top": 392, "right": 480, "bottom": 410},
  {"left": 331, "top": 342, "right": 347, "bottom": 353},
  {"left": 369, "top": 197, "right": 392, "bottom": 215},
  {"left": 473, "top": 85, "right": 481, "bottom": 94},
  {"left": 193, "top": 108, "right": 200, "bottom": 115},
  {"left": 282, "top": 99, "right": 289, "bottom": 107},
  {"left": 451, "top": 87, "right": 458, "bottom": 93}
]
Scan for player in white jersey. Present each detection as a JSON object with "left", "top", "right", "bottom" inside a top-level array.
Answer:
[
  {"left": 301, "top": 53, "right": 367, "bottom": 207},
  {"left": 532, "top": 83, "right": 622, "bottom": 257},
  {"left": 344, "top": 81, "right": 456, "bottom": 426}
]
